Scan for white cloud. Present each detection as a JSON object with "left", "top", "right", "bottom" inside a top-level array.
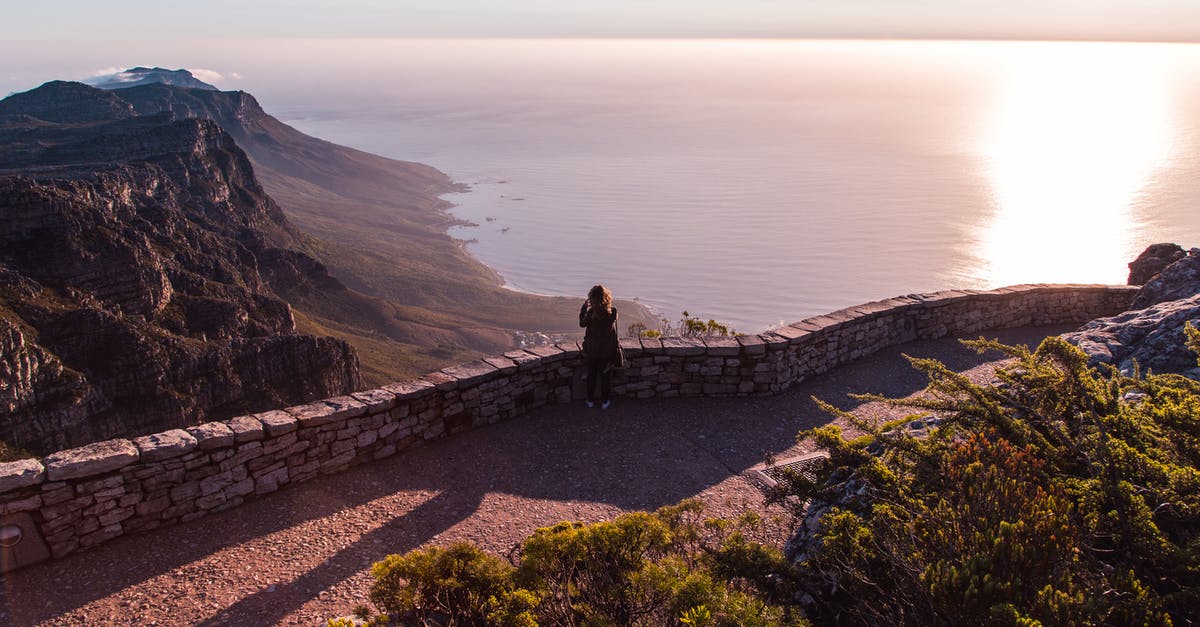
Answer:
[
  {"left": 189, "top": 68, "right": 227, "bottom": 84},
  {"left": 89, "top": 66, "right": 124, "bottom": 77}
]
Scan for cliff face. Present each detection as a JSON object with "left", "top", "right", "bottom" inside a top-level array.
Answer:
[{"left": 0, "top": 82, "right": 361, "bottom": 455}]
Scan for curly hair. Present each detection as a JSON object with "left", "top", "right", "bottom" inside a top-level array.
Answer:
[{"left": 588, "top": 284, "right": 613, "bottom": 313}]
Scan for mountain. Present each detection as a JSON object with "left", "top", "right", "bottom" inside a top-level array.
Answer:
[
  {"left": 0, "top": 82, "right": 360, "bottom": 455},
  {"left": 0, "top": 75, "right": 655, "bottom": 454},
  {"left": 95, "top": 73, "right": 654, "bottom": 382},
  {"left": 85, "top": 67, "right": 218, "bottom": 91}
]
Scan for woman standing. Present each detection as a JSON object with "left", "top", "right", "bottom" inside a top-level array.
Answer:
[{"left": 579, "top": 284, "right": 624, "bottom": 408}]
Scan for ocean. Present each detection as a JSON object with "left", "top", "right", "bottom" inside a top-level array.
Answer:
[{"left": 8, "top": 38, "right": 1200, "bottom": 332}]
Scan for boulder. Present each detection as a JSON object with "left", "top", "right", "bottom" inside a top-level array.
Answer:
[
  {"left": 1128, "top": 243, "right": 1185, "bottom": 285},
  {"left": 1131, "top": 249, "right": 1200, "bottom": 309},
  {"left": 1063, "top": 293, "right": 1200, "bottom": 378}
]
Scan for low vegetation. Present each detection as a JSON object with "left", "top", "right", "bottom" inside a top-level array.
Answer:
[
  {"left": 336, "top": 331, "right": 1200, "bottom": 626},
  {"left": 775, "top": 330, "right": 1200, "bottom": 625},
  {"left": 330, "top": 501, "right": 804, "bottom": 626},
  {"left": 628, "top": 311, "right": 736, "bottom": 340}
]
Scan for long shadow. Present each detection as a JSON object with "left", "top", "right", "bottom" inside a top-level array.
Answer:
[{"left": 0, "top": 325, "right": 1068, "bottom": 624}]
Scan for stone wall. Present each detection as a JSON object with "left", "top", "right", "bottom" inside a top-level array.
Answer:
[{"left": 0, "top": 284, "right": 1139, "bottom": 570}]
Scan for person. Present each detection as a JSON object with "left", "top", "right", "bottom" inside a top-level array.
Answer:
[{"left": 579, "top": 284, "right": 624, "bottom": 408}]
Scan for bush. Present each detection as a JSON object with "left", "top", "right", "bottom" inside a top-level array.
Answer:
[
  {"left": 627, "top": 312, "right": 736, "bottom": 339},
  {"left": 778, "top": 336, "right": 1200, "bottom": 625},
  {"left": 356, "top": 500, "right": 806, "bottom": 626}
]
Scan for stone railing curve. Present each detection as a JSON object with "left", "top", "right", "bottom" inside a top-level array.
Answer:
[{"left": 0, "top": 283, "right": 1139, "bottom": 571}]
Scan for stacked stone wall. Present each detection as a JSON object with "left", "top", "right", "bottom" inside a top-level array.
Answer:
[{"left": 0, "top": 284, "right": 1138, "bottom": 569}]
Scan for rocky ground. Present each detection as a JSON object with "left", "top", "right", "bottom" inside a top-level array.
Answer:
[{"left": 0, "top": 326, "right": 1067, "bottom": 626}]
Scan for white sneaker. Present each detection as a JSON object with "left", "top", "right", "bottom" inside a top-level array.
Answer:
[
  {"left": 586, "top": 401, "right": 594, "bottom": 408},
  {"left": 601, "top": 400, "right": 611, "bottom": 410}
]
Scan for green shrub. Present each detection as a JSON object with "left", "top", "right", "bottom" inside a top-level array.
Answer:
[
  {"left": 780, "top": 336, "right": 1200, "bottom": 625},
  {"left": 357, "top": 500, "right": 806, "bottom": 626}
]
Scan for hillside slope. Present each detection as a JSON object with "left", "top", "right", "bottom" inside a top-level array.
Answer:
[{"left": 111, "top": 81, "right": 652, "bottom": 381}]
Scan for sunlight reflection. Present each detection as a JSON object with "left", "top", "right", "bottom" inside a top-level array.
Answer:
[{"left": 982, "top": 45, "right": 1173, "bottom": 286}]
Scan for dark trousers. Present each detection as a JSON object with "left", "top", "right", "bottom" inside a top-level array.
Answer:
[{"left": 586, "top": 360, "right": 611, "bottom": 403}]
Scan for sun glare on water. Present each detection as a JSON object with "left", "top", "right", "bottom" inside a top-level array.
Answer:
[{"left": 981, "top": 44, "right": 1175, "bottom": 286}]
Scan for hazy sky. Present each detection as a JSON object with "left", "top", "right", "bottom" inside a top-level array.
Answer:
[{"left": 4, "top": 0, "right": 1200, "bottom": 42}]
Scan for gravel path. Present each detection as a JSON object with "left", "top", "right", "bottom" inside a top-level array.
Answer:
[{"left": 0, "top": 326, "right": 1069, "bottom": 626}]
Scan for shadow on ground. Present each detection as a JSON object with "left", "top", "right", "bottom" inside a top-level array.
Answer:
[{"left": 0, "top": 325, "right": 1070, "bottom": 625}]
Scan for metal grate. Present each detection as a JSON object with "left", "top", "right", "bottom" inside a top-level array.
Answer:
[{"left": 750, "top": 451, "right": 830, "bottom": 488}]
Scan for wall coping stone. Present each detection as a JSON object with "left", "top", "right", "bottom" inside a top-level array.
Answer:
[
  {"left": 188, "top": 422, "right": 236, "bottom": 450},
  {"left": 441, "top": 360, "right": 498, "bottom": 383},
  {"left": 804, "top": 315, "right": 845, "bottom": 330},
  {"left": 702, "top": 337, "right": 741, "bottom": 356},
  {"left": 254, "top": 410, "right": 297, "bottom": 437},
  {"left": 850, "top": 301, "right": 898, "bottom": 316},
  {"left": 502, "top": 351, "right": 542, "bottom": 370},
  {"left": 767, "top": 325, "right": 810, "bottom": 343},
  {"left": 735, "top": 334, "right": 767, "bottom": 355},
  {"left": 555, "top": 341, "right": 581, "bottom": 354},
  {"left": 382, "top": 379, "right": 436, "bottom": 399},
  {"left": 43, "top": 439, "right": 138, "bottom": 482},
  {"left": 227, "top": 415, "right": 265, "bottom": 443},
  {"left": 351, "top": 389, "right": 399, "bottom": 413},
  {"left": 0, "top": 459, "right": 44, "bottom": 494},
  {"left": 524, "top": 344, "right": 565, "bottom": 361},
  {"left": 482, "top": 355, "right": 518, "bottom": 373},
  {"left": 284, "top": 396, "right": 368, "bottom": 427},
  {"left": 660, "top": 337, "right": 707, "bottom": 356},
  {"left": 133, "top": 429, "right": 198, "bottom": 463},
  {"left": 422, "top": 371, "right": 459, "bottom": 391}
]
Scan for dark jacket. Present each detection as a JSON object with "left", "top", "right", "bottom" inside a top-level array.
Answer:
[{"left": 579, "top": 303, "right": 623, "bottom": 367}]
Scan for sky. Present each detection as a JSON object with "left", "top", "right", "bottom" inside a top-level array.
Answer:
[{"left": 4, "top": 0, "right": 1200, "bottom": 42}]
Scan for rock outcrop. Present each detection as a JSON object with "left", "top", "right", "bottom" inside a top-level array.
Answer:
[
  {"left": 1064, "top": 244, "right": 1200, "bottom": 378},
  {"left": 1062, "top": 294, "right": 1200, "bottom": 378},
  {"left": 1130, "top": 249, "right": 1200, "bottom": 309},
  {"left": 0, "top": 81, "right": 361, "bottom": 455},
  {"left": 1127, "top": 243, "right": 1186, "bottom": 286}
]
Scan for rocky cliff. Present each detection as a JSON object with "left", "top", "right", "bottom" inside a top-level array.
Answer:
[
  {"left": 0, "top": 82, "right": 361, "bottom": 455},
  {"left": 1063, "top": 244, "right": 1200, "bottom": 378}
]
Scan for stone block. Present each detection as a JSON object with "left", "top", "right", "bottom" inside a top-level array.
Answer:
[
  {"left": 200, "top": 471, "right": 234, "bottom": 496},
  {"left": 442, "top": 360, "right": 498, "bottom": 384},
  {"left": 702, "top": 337, "right": 742, "bottom": 356},
  {"left": 188, "top": 422, "right": 236, "bottom": 450},
  {"left": 735, "top": 334, "right": 767, "bottom": 356},
  {"left": 285, "top": 396, "right": 368, "bottom": 427},
  {"left": 660, "top": 337, "right": 707, "bottom": 356},
  {"left": 254, "top": 410, "right": 297, "bottom": 437},
  {"left": 98, "top": 507, "right": 134, "bottom": 527},
  {"left": 524, "top": 344, "right": 565, "bottom": 361},
  {"left": 227, "top": 477, "right": 255, "bottom": 498},
  {"left": 133, "top": 429, "right": 198, "bottom": 463},
  {"left": 0, "top": 459, "right": 44, "bottom": 494},
  {"left": 261, "top": 433, "right": 299, "bottom": 456},
  {"left": 226, "top": 415, "right": 265, "bottom": 442},
  {"left": 170, "top": 481, "right": 201, "bottom": 503},
  {"left": 351, "top": 388, "right": 398, "bottom": 413},
  {"left": 136, "top": 495, "right": 171, "bottom": 517},
  {"left": 255, "top": 467, "right": 288, "bottom": 494},
  {"left": 2, "top": 494, "right": 42, "bottom": 513},
  {"left": 771, "top": 324, "right": 812, "bottom": 343},
  {"left": 502, "top": 350, "right": 542, "bottom": 370},
  {"left": 482, "top": 355, "right": 518, "bottom": 373},
  {"left": 43, "top": 439, "right": 139, "bottom": 482},
  {"left": 382, "top": 379, "right": 437, "bottom": 399}
]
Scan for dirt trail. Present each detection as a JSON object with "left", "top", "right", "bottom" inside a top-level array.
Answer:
[{"left": 0, "top": 326, "right": 1069, "bottom": 626}]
